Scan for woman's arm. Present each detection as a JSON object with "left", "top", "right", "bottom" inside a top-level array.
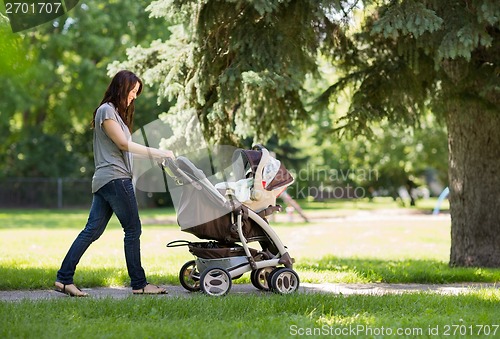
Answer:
[{"left": 102, "top": 119, "right": 174, "bottom": 159}]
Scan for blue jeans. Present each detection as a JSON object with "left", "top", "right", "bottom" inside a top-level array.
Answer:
[{"left": 56, "top": 178, "right": 147, "bottom": 290}]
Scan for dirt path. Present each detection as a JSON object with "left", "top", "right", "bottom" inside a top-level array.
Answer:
[{"left": 1, "top": 282, "right": 498, "bottom": 302}]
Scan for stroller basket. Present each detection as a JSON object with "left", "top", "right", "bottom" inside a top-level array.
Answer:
[{"left": 167, "top": 240, "right": 258, "bottom": 259}]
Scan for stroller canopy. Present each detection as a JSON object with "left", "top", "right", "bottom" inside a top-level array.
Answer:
[{"left": 232, "top": 148, "right": 294, "bottom": 191}]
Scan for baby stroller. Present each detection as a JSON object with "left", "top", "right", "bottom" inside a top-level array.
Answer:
[{"left": 164, "top": 145, "right": 299, "bottom": 296}]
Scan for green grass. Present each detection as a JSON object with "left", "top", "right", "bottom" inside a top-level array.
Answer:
[
  {"left": 297, "top": 196, "right": 449, "bottom": 214},
  {"left": 298, "top": 257, "right": 500, "bottom": 284},
  {"left": 0, "top": 208, "right": 177, "bottom": 229},
  {"left": 2, "top": 291, "right": 499, "bottom": 338}
]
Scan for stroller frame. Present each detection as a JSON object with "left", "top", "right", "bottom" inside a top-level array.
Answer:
[{"left": 164, "top": 146, "right": 299, "bottom": 296}]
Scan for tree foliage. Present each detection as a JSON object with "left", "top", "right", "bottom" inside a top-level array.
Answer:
[
  {"left": 317, "top": 0, "right": 499, "bottom": 132},
  {"left": 0, "top": 0, "right": 172, "bottom": 178},
  {"left": 286, "top": 113, "right": 447, "bottom": 202},
  {"left": 115, "top": 0, "right": 355, "bottom": 145}
]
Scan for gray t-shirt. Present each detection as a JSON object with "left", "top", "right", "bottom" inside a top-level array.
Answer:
[{"left": 91, "top": 102, "right": 133, "bottom": 193}]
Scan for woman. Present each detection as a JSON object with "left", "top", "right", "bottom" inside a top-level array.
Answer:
[{"left": 55, "top": 70, "right": 173, "bottom": 296}]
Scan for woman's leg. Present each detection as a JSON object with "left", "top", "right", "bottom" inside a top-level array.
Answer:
[
  {"left": 56, "top": 192, "right": 113, "bottom": 284},
  {"left": 104, "top": 178, "right": 147, "bottom": 290}
]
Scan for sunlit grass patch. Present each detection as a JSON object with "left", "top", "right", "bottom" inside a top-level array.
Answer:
[{"left": 297, "top": 256, "right": 500, "bottom": 284}]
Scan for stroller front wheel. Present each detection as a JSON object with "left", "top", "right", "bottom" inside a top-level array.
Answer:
[
  {"left": 200, "top": 267, "right": 232, "bottom": 296},
  {"left": 269, "top": 268, "right": 300, "bottom": 294},
  {"left": 179, "top": 260, "right": 201, "bottom": 292},
  {"left": 250, "top": 267, "right": 274, "bottom": 291}
]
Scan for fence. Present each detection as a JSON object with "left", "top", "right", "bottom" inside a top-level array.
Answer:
[
  {"left": 0, "top": 178, "right": 173, "bottom": 209},
  {"left": 0, "top": 178, "right": 92, "bottom": 208}
]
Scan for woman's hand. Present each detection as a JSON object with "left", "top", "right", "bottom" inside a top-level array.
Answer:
[{"left": 153, "top": 149, "right": 175, "bottom": 160}]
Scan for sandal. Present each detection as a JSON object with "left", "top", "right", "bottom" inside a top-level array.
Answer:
[
  {"left": 54, "top": 281, "right": 89, "bottom": 297},
  {"left": 133, "top": 283, "right": 167, "bottom": 295}
]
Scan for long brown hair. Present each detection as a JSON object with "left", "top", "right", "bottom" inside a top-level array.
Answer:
[{"left": 91, "top": 70, "right": 143, "bottom": 132}]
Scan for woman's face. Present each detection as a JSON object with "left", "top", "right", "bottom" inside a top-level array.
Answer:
[{"left": 127, "top": 82, "right": 140, "bottom": 107}]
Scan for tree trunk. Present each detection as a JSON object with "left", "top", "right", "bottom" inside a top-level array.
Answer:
[{"left": 447, "top": 99, "right": 500, "bottom": 267}]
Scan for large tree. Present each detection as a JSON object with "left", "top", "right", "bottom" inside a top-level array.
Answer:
[{"left": 121, "top": 0, "right": 499, "bottom": 267}]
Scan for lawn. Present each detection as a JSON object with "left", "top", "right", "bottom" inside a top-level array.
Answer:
[
  {"left": 2, "top": 292, "right": 499, "bottom": 338},
  {"left": 1, "top": 200, "right": 499, "bottom": 338},
  {"left": 1, "top": 200, "right": 496, "bottom": 290}
]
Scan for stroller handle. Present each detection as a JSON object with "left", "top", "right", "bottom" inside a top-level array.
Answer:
[
  {"left": 161, "top": 157, "right": 177, "bottom": 168},
  {"left": 160, "top": 157, "right": 203, "bottom": 190}
]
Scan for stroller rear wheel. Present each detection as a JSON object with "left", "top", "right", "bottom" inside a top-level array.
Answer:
[
  {"left": 179, "top": 260, "right": 201, "bottom": 292},
  {"left": 250, "top": 267, "right": 274, "bottom": 291},
  {"left": 200, "top": 267, "right": 232, "bottom": 296},
  {"left": 269, "top": 268, "right": 300, "bottom": 294}
]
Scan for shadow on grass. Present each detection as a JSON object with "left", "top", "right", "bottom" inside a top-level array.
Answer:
[
  {"left": 0, "top": 266, "right": 179, "bottom": 290},
  {"left": 297, "top": 256, "right": 500, "bottom": 284}
]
